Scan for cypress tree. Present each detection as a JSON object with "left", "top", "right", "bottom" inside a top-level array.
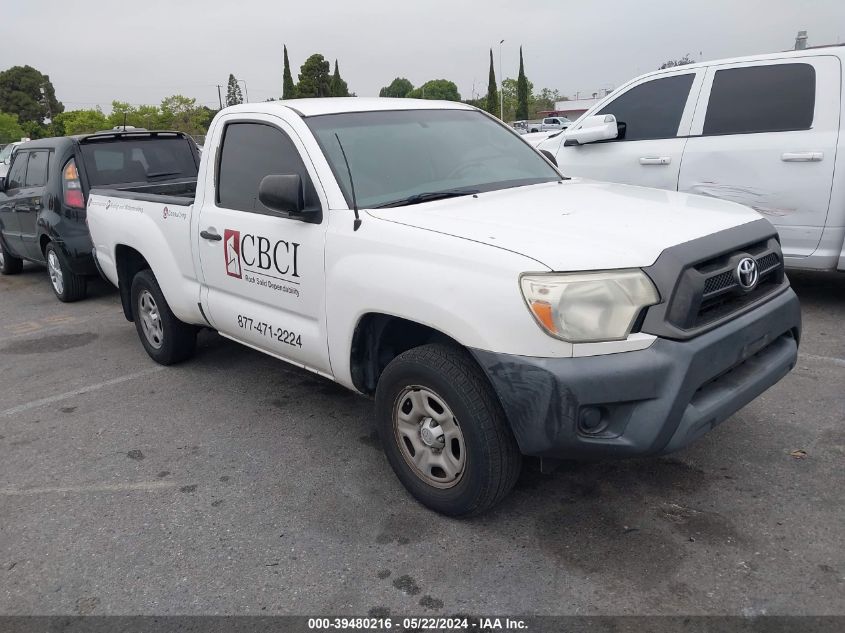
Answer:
[
  {"left": 516, "top": 46, "right": 529, "bottom": 120},
  {"left": 283, "top": 46, "right": 296, "bottom": 99},
  {"left": 485, "top": 49, "right": 498, "bottom": 117},
  {"left": 330, "top": 60, "right": 350, "bottom": 97},
  {"left": 226, "top": 74, "right": 243, "bottom": 106}
]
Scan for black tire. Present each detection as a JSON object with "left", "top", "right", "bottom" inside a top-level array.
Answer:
[
  {"left": 375, "top": 344, "right": 522, "bottom": 517},
  {"left": 130, "top": 269, "right": 197, "bottom": 365},
  {"left": 0, "top": 240, "right": 23, "bottom": 275},
  {"left": 45, "top": 242, "right": 86, "bottom": 302}
]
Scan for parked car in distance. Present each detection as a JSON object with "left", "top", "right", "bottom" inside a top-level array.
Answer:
[
  {"left": 0, "top": 131, "right": 199, "bottom": 301},
  {"left": 0, "top": 140, "right": 27, "bottom": 178},
  {"left": 528, "top": 116, "right": 571, "bottom": 132},
  {"left": 88, "top": 98, "right": 800, "bottom": 516},
  {"left": 539, "top": 46, "right": 845, "bottom": 272},
  {"left": 511, "top": 120, "right": 529, "bottom": 134}
]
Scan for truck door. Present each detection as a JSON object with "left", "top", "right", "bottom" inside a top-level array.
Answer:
[
  {"left": 0, "top": 150, "right": 30, "bottom": 257},
  {"left": 16, "top": 149, "right": 50, "bottom": 260},
  {"left": 554, "top": 70, "right": 703, "bottom": 190},
  {"left": 196, "top": 115, "right": 332, "bottom": 375},
  {"left": 679, "top": 56, "right": 841, "bottom": 261}
]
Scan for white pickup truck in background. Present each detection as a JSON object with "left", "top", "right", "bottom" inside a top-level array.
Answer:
[
  {"left": 87, "top": 98, "right": 800, "bottom": 516},
  {"left": 539, "top": 46, "right": 845, "bottom": 272}
]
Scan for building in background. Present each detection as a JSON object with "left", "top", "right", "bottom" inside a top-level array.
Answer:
[{"left": 546, "top": 97, "right": 602, "bottom": 120}]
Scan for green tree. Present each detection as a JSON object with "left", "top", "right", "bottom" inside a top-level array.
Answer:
[
  {"left": 51, "top": 109, "right": 108, "bottom": 135},
  {"left": 407, "top": 79, "right": 460, "bottom": 101},
  {"left": 0, "top": 111, "right": 24, "bottom": 143},
  {"left": 0, "top": 65, "right": 64, "bottom": 126},
  {"left": 330, "top": 60, "right": 350, "bottom": 97},
  {"left": 379, "top": 77, "right": 413, "bottom": 98},
  {"left": 283, "top": 46, "right": 296, "bottom": 99},
  {"left": 158, "top": 95, "right": 210, "bottom": 135},
  {"left": 532, "top": 87, "right": 563, "bottom": 118},
  {"left": 516, "top": 47, "right": 529, "bottom": 120},
  {"left": 485, "top": 49, "right": 498, "bottom": 117},
  {"left": 297, "top": 54, "right": 332, "bottom": 98},
  {"left": 659, "top": 54, "right": 695, "bottom": 70},
  {"left": 226, "top": 74, "right": 243, "bottom": 106}
]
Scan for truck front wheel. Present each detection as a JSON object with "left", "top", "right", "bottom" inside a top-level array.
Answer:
[
  {"left": 375, "top": 344, "right": 522, "bottom": 516},
  {"left": 130, "top": 270, "right": 197, "bottom": 365}
]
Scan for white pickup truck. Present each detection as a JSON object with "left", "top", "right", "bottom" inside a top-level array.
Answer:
[
  {"left": 539, "top": 46, "right": 845, "bottom": 272},
  {"left": 88, "top": 98, "right": 801, "bottom": 516}
]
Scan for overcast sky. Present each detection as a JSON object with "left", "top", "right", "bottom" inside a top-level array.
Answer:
[{"left": 2, "top": 0, "right": 842, "bottom": 112}]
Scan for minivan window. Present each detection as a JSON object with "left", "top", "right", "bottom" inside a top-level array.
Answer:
[
  {"left": 216, "top": 122, "right": 319, "bottom": 214},
  {"left": 703, "top": 63, "right": 816, "bottom": 136},
  {"left": 24, "top": 151, "right": 50, "bottom": 187},
  {"left": 597, "top": 73, "right": 695, "bottom": 141},
  {"left": 6, "top": 151, "right": 28, "bottom": 189}
]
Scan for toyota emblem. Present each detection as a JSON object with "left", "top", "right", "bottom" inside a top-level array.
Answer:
[{"left": 736, "top": 257, "right": 759, "bottom": 290}]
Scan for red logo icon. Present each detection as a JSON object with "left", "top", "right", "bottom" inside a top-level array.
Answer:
[{"left": 224, "top": 229, "right": 241, "bottom": 278}]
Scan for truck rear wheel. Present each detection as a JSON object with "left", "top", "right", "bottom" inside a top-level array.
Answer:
[
  {"left": 130, "top": 269, "right": 197, "bottom": 365},
  {"left": 375, "top": 344, "right": 522, "bottom": 517},
  {"left": 45, "top": 242, "right": 87, "bottom": 302},
  {"left": 0, "top": 240, "right": 23, "bottom": 275}
]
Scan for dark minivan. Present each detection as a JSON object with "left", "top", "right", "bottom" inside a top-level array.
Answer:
[{"left": 0, "top": 131, "right": 199, "bottom": 301}]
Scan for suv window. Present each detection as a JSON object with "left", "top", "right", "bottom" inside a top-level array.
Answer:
[
  {"left": 24, "top": 151, "right": 49, "bottom": 187},
  {"left": 79, "top": 136, "right": 198, "bottom": 187},
  {"left": 703, "top": 63, "right": 816, "bottom": 136},
  {"left": 6, "top": 151, "right": 28, "bottom": 189},
  {"left": 217, "top": 122, "right": 319, "bottom": 214},
  {"left": 597, "top": 73, "right": 695, "bottom": 141}
]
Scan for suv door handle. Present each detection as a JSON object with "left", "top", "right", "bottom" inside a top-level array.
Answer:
[
  {"left": 781, "top": 152, "right": 823, "bottom": 162},
  {"left": 200, "top": 229, "right": 222, "bottom": 241},
  {"left": 639, "top": 157, "right": 671, "bottom": 165}
]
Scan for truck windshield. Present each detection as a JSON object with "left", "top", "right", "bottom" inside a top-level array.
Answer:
[
  {"left": 79, "top": 136, "right": 198, "bottom": 187},
  {"left": 306, "top": 109, "right": 560, "bottom": 209}
]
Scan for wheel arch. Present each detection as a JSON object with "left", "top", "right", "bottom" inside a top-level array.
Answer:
[
  {"left": 114, "top": 244, "right": 151, "bottom": 321},
  {"left": 349, "top": 312, "right": 467, "bottom": 395}
]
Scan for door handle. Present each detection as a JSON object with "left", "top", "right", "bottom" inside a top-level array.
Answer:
[
  {"left": 639, "top": 157, "right": 671, "bottom": 165},
  {"left": 200, "top": 229, "right": 222, "bottom": 241},
  {"left": 781, "top": 152, "right": 823, "bottom": 162}
]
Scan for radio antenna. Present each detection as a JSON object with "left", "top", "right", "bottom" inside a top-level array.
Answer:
[{"left": 334, "top": 133, "right": 361, "bottom": 231}]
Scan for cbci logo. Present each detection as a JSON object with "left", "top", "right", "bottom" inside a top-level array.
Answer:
[{"left": 224, "top": 229, "right": 242, "bottom": 278}]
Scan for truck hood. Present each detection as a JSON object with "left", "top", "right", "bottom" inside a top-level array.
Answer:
[{"left": 365, "top": 179, "right": 764, "bottom": 271}]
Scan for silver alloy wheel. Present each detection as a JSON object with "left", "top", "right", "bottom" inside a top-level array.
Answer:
[
  {"left": 393, "top": 386, "right": 466, "bottom": 489},
  {"left": 47, "top": 250, "right": 64, "bottom": 295},
  {"left": 138, "top": 289, "right": 164, "bottom": 349}
]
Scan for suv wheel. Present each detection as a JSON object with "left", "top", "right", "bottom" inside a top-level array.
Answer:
[
  {"left": 375, "top": 344, "right": 522, "bottom": 517},
  {"left": 45, "top": 242, "right": 86, "bottom": 302},
  {"left": 130, "top": 269, "right": 197, "bottom": 365},
  {"left": 0, "top": 241, "right": 23, "bottom": 275}
]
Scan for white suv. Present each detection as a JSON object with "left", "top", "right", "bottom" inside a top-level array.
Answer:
[{"left": 539, "top": 47, "right": 845, "bottom": 272}]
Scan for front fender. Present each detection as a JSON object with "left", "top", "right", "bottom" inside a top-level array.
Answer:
[{"left": 325, "top": 217, "right": 574, "bottom": 389}]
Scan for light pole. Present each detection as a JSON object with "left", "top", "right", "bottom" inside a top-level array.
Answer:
[
  {"left": 237, "top": 79, "right": 249, "bottom": 103},
  {"left": 498, "top": 39, "right": 505, "bottom": 120}
]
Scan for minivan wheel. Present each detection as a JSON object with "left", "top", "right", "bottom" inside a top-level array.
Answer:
[
  {"left": 45, "top": 242, "right": 86, "bottom": 302},
  {"left": 130, "top": 269, "right": 197, "bottom": 365},
  {"left": 375, "top": 344, "right": 522, "bottom": 517},
  {"left": 0, "top": 241, "right": 23, "bottom": 275}
]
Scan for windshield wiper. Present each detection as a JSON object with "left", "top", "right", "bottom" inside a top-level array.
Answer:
[
  {"left": 146, "top": 171, "right": 182, "bottom": 179},
  {"left": 375, "top": 189, "right": 479, "bottom": 208}
]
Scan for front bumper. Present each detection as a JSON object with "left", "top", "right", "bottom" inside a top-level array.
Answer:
[{"left": 471, "top": 287, "right": 801, "bottom": 459}]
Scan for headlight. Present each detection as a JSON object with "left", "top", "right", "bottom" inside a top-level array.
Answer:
[{"left": 520, "top": 270, "right": 659, "bottom": 343}]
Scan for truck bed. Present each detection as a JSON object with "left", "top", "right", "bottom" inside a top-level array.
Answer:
[{"left": 90, "top": 178, "right": 196, "bottom": 206}]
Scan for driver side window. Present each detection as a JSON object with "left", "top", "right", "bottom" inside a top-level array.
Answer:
[{"left": 597, "top": 74, "right": 695, "bottom": 142}]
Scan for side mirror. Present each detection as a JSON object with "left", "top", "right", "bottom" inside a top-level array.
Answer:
[
  {"left": 539, "top": 149, "right": 558, "bottom": 167},
  {"left": 563, "top": 114, "right": 619, "bottom": 146},
  {"left": 258, "top": 174, "right": 320, "bottom": 222}
]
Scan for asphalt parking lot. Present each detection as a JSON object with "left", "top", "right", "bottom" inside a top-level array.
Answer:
[{"left": 1, "top": 264, "right": 843, "bottom": 617}]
